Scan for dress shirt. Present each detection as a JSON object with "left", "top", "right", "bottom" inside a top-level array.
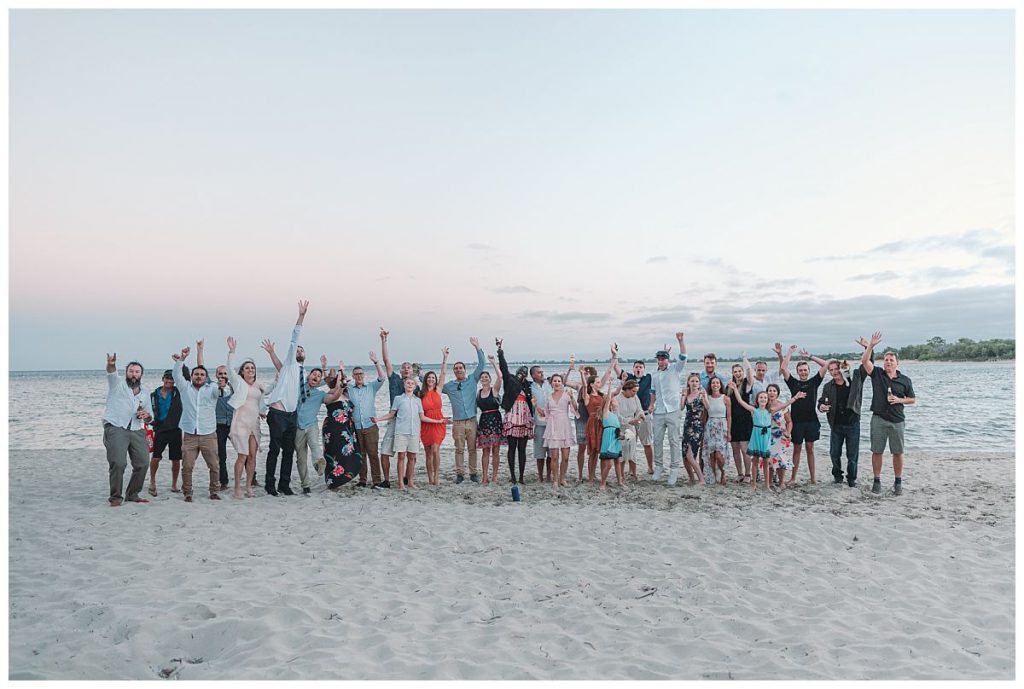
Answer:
[
  {"left": 349, "top": 376, "right": 385, "bottom": 430},
  {"left": 266, "top": 325, "right": 303, "bottom": 412},
  {"left": 172, "top": 359, "right": 220, "bottom": 435},
  {"left": 103, "top": 371, "right": 154, "bottom": 430},
  {"left": 441, "top": 348, "right": 487, "bottom": 421},
  {"left": 650, "top": 353, "right": 689, "bottom": 414}
]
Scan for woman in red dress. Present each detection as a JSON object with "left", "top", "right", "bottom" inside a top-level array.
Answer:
[{"left": 419, "top": 347, "right": 449, "bottom": 485}]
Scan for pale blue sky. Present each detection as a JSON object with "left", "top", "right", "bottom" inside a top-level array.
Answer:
[{"left": 10, "top": 10, "right": 1015, "bottom": 369}]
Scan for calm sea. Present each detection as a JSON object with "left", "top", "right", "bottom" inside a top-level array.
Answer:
[{"left": 8, "top": 361, "right": 1014, "bottom": 452}]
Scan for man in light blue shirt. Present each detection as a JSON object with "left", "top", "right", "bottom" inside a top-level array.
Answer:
[
  {"left": 295, "top": 359, "right": 329, "bottom": 496},
  {"left": 349, "top": 351, "right": 387, "bottom": 488},
  {"left": 529, "top": 364, "right": 553, "bottom": 482},
  {"left": 649, "top": 331, "right": 688, "bottom": 486},
  {"left": 172, "top": 341, "right": 222, "bottom": 502},
  {"left": 441, "top": 337, "right": 486, "bottom": 483},
  {"left": 698, "top": 353, "right": 730, "bottom": 391}
]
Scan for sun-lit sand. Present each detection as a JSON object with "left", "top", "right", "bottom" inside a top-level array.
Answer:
[{"left": 8, "top": 447, "right": 1013, "bottom": 680}]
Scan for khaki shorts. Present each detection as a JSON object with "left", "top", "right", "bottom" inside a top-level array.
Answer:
[
  {"left": 380, "top": 420, "right": 397, "bottom": 456},
  {"left": 393, "top": 432, "right": 421, "bottom": 454},
  {"left": 870, "top": 415, "right": 905, "bottom": 454},
  {"left": 637, "top": 414, "right": 653, "bottom": 445}
]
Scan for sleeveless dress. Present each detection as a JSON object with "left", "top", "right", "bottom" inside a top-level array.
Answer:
[
  {"left": 476, "top": 389, "right": 503, "bottom": 448},
  {"left": 728, "top": 383, "right": 753, "bottom": 442},
  {"left": 703, "top": 394, "right": 729, "bottom": 483},
  {"left": 322, "top": 399, "right": 363, "bottom": 488},
  {"left": 584, "top": 396, "right": 604, "bottom": 454},
  {"left": 502, "top": 392, "right": 534, "bottom": 439},
  {"left": 748, "top": 407, "right": 772, "bottom": 459},
  {"left": 420, "top": 389, "right": 446, "bottom": 446},
  {"left": 542, "top": 391, "right": 577, "bottom": 449},
  {"left": 229, "top": 382, "right": 263, "bottom": 454},
  {"left": 682, "top": 394, "right": 705, "bottom": 456},
  {"left": 599, "top": 412, "right": 622, "bottom": 460},
  {"left": 768, "top": 409, "right": 792, "bottom": 470}
]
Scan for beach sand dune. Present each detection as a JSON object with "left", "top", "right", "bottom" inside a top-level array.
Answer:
[{"left": 9, "top": 448, "right": 1013, "bottom": 679}]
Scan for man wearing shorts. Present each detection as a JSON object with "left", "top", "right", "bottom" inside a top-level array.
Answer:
[
  {"left": 780, "top": 346, "right": 827, "bottom": 484},
  {"left": 860, "top": 332, "right": 916, "bottom": 496},
  {"left": 613, "top": 357, "right": 654, "bottom": 474},
  {"left": 379, "top": 327, "right": 420, "bottom": 487},
  {"left": 149, "top": 368, "right": 183, "bottom": 496}
]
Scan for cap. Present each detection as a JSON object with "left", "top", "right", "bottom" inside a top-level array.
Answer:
[
  {"left": 162, "top": 369, "right": 174, "bottom": 378},
  {"left": 655, "top": 350, "right": 670, "bottom": 359}
]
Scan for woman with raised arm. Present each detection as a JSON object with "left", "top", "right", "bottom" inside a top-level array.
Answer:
[
  {"left": 729, "top": 387, "right": 771, "bottom": 493},
  {"left": 726, "top": 356, "right": 754, "bottom": 483},
  {"left": 580, "top": 352, "right": 617, "bottom": 485},
  {"left": 540, "top": 373, "right": 578, "bottom": 487},
  {"left": 700, "top": 376, "right": 732, "bottom": 486},
  {"left": 496, "top": 337, "right": 535, "bottom": 485},
  {"left": 476, "top": 354, "right": 504, "bottom": 485},
  {"left": 680, "top": 372, "right": 706, "bottom": 485},
  {"left": 765, "top": 383, "right": 805, "bottom": 490},
  {"left": 226, "top": 337, "right": 266, "bottom": 498},
  {"left": 321, "top": 362, "right": 364, "bottom": 490},
  {"left": 419, "top": 348, "right": 449, "bottom": 486}
]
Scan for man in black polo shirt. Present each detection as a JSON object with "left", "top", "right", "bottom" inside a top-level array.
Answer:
[
  {"left": 613, "top": 358, "right": 654, "bottom": 475},
  {"left": 859, "top": 332, "right": 916, "bottom": 496},
  {"left": 817, "top": 359, "right": 866, "bottom": 487},
  {"left": 780, "top": 346, "right": 828, "bottom": 484}
]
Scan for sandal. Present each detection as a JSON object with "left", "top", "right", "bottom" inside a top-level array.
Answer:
[{"left": 148, "top": 486, "right": 158, "bottom": 497}]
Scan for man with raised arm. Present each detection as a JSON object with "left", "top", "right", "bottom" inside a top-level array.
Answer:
[
  {"left": 171, "top": 340, "right": 222, "bottom": 502},
  {"left": 293, "top": 354, "right": 330, "bottom": 495},
  {"left": 744, "top": 345, "right": 784, "bottom": 405},
  {"left": 102, "top": 353, "right": 154, "bottom": 506},
  {"left": 260, "top": 300, "right": 309, "bottom": 496},
  {"left": 442, "top": 337, "right": 487, "bottom": 484},
  {"left": 379, "top": 327, "right": 420, "bottom": 487},
  {"left": 649, "top": 331, "right": 688, "bottom": 486},
  {"left": 779, "top": 344, "right": 828, "bottom": 485},
  {"left": 350, "top": 350, "right": 388, "bottom": 488},
  {"left": 214, "top": 364, "right": 234, "bottom": 491},
  {"left": 860, "top": 331, "right": 916, "bottom": 496}
]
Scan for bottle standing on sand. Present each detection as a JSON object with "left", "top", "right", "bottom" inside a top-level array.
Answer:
[{"left": 511, "top": 485, "right": 521, "bottom": 502}]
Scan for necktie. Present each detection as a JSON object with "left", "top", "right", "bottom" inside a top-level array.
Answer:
[{"left": 300, "top": 366, "right": 308, "bottom": 404}]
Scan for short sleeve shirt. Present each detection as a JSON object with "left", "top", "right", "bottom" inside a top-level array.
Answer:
[
  {"left": 390, "top": 393, "right": 424, "bottom": 435},
  {"left": 785, "top": 372, "right": 823, "bottom": 424},
  {"left": 868, "top": 368, "right": 915, "bottom": 423}
]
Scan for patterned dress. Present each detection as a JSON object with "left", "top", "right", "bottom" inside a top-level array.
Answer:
[
  {"left": 768, "top": 409, "right": 792, "bottom": 471},
  {"left": 702, "top": 394, "right": 728, "bottom": 484},
  {"left": 502, "top": 392, "right": 534, "bottom": 439},
  {"left": 322, "top": 399, "right": 363, "bottom": 489},
  {"left": 476, "top": 389, "right": 503, "bottom": 448},
  {"left": 682, "top": 394, "right": 705, "bottom": 457}
]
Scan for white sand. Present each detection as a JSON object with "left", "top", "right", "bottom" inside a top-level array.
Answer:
[{"left": 8, "top": 448, "right": 1014, "bottom": 680}]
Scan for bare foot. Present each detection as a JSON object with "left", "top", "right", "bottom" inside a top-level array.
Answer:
[
  {"left": 233, "top": 489, "right": 242, "bottom": 499},
  {"left": 599, "top": 483, "right": 607, "bottom": 491},
  {"left": 148, "top": 484, "right": 157, "bottom": 497},
  {"left": 245, "top": 487, "right": 254, "bottom": 498},
  {"left": 171, "top": 486, "right": 180, "bottom": 493}
]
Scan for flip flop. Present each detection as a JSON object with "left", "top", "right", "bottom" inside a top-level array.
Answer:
[{"left": 148, "top": 486, "right": 158, "bottom": 497}]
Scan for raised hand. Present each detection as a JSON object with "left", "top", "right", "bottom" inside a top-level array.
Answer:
[
  {"left": 610, "top": 342, "right": 619, "bottom": 357},
  {"left": 380, "top": 327, "right": 389, "bottom": 341},
  {"left": 855, "top": 336, "right": 869, "bottom": 349},
  {"left": 675, "top": 331, "right": 685, "bottom": 341},
  {"left": 320, "top": 354, "right": 328, "bottom": 369},
  {"left": 773, "top": 342, "right": 783, "bottom": 355},
  {"left": 196, "top": 339, "right": 204, "bottom": 350},
  {"left": 487, "top": 354, "right": 496, "bottom": 364},
  {"left": 869, "top": 331, "right": 883, "bottom": 347},
  {"left": 227, "top": 337, "right": 237, "bottom": 354},
  {"left": 181, "top": 346, "right": 191, "bottom": 360},
  {"left": 260, "top": 339, "right": 275, "bottom": 354},
  {"left": 495, "top": 337, "right": 503, "bottom": 349},
  {"left": 368, "top": 351, "right": 379, "bottom": 364},
  {"left": 338, "top": 360, "right": 346, "bottom": 372},
  {"left": 788, "top": 344, "right": 798, "bottom": 354},
  {"left": 106, "top": 353, "right": 117, "bottom": 367},
  {"left": 297, "top": 300, "right": 309, "bottom": 316},
  {"left": 171, "top": 352, "right": 182, "bottom": 362},
  {"left": 569, "top": 354, "right": 576, "bottom": 369},
  {"left": 442, "top": 346, "right": 450, "bottom": 358},
  {"left": 793, "top": 391, "right": 807, "bottom": 400},
  {"left": 799, "top": 349, "right": 810, "bottom": 358},
  {"left": 663, "top": 344, "right": 673, "bottom": 355},
  {"left": 741, "top": 350, "right": 747, "bottom": 360},
  {"left": 469, "top": 337, "right": 480, "bottom": 349}
]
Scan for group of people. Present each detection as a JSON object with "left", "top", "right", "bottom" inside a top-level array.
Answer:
[{"left": 102, "top": 301, "right": 916, "bottom": 506}]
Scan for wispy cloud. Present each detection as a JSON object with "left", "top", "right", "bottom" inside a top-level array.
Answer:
[
  {"left": 849, "top": 271, "right": 899, "bottom": 282},
  {"left": 646, "top": 256, "right": 668, "bottom": 264},
  {"left": 810, "top": 228, "right": 1004, "bottom": 263},
  {"left": 518, "top": 311, "right": 611, "bottom": 322},
  {"left": 466, "top": 242, "right": 494, "bottom": 251},
  {"left": 492, "top": 285, "right": 537, "bottom": 294}
]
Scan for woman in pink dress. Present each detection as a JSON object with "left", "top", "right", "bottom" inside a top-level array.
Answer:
[
  {"left": 539, "top": 373, "right": 579, "bottom": 487},
  {"left": 226, "top": 337, "right": 266, "bottom": 499}
]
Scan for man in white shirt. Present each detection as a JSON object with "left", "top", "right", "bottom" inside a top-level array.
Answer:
[
  {"left": 172, "top": 340, "right": 223, "bottom": 503},
  {"left": 102, "top": 352, "right": 154, "bottom": 507},
  {"left": 261, "top": 300, "right": 309, "bottom": 496},
  {"left": 649, "top": 331, "right": 688, "bottom": 486},
  {"left": 528, "top": 365, "right": 554, "bottom": 482}
]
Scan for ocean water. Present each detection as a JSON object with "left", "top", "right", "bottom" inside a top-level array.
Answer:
[{"left": 8, "top": 361, "right": 1014, "bottom": 452}]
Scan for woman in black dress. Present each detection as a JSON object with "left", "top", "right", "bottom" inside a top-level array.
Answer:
[
  {"left": 726, "top": 361, "right": 754, "bottom": 483},
  {"left": 475, "top": 354, "right": 503, "bottom": 484},
  {"left": 322, "top": 365, "right": 363, "bottom": 490}
]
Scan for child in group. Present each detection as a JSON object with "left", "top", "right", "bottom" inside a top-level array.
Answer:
[
  {"left": 598, "top": 377, "right": 624, "bottom": 490},
  {"left": 372, "top": 377, "right": 451, "bottom": 491},
  {"left": 729, "top": 383, "right": 805, "bottom": 492}
]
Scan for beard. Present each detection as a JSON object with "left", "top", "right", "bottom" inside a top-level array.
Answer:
[{"left": 125, "top": 375, "right": 140, "bottom": 388}]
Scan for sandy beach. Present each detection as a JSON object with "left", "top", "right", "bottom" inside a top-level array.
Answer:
[{"left": 8, "top": 447, "right": 1014, "bottom": 680}]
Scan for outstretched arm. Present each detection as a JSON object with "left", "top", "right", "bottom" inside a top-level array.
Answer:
[
  {"left": 261, "top": 339, "right": 284, "bottom": 372},
  {"left": 496, "top": 338, "right": 511, "bottom": 379},
  {"left": 106, "top": 352, "right": 117, "bottom": 375},
  {"left": 728, "top": 382, "right": 756, "bottom": 412},
  {"left": 488, "top": 354, "right": 503, "bottom": 394},
  {"left": 780, "top": 344, "right": 797, "bottom": 380},
  {"left": 380, "top": 328, "right": 394, "bottom": 378},
  {"left": 468, "top": 337, "right": 485, "bottom": 382},
  {"left": 368, "top": 350, "right": 385, "bottom": 381},
  {"left": 800, "top": 349, "right": 827, "bottom": 377},
  {"left": 859, "top": 332, "right": 881, "bottom": 376},
  {"left": 196, "top": 339, "right": 205, "bottom": 368},
  {"left": 438, "top": 347, "right": 450, "bottom": 388}
]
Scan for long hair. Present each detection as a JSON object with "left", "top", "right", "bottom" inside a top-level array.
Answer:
[
  {"left": 238, "top": 359, "right": 257, "bottom": 380},
  {"left": 418, "top": 370, "right": 438, "bottom": 399}
]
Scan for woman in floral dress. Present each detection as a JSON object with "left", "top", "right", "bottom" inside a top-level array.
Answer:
[
  {"left": 680, "top": 373, "right": 706, "bottom": 485},
  {"left": 765, "top": 383, "right": 805, "bottom": 490},
  {"left": 322, "top": 367, "right": 363, "bottom": 490}
]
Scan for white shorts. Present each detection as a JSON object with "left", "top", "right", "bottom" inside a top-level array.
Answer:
[{"left": 393, "top": 433, "right": 421, "bottom": 454}]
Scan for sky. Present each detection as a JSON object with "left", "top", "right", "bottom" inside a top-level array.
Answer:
[{"left": 9, "top": 9, "right": 1015, "bottom": 370}]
